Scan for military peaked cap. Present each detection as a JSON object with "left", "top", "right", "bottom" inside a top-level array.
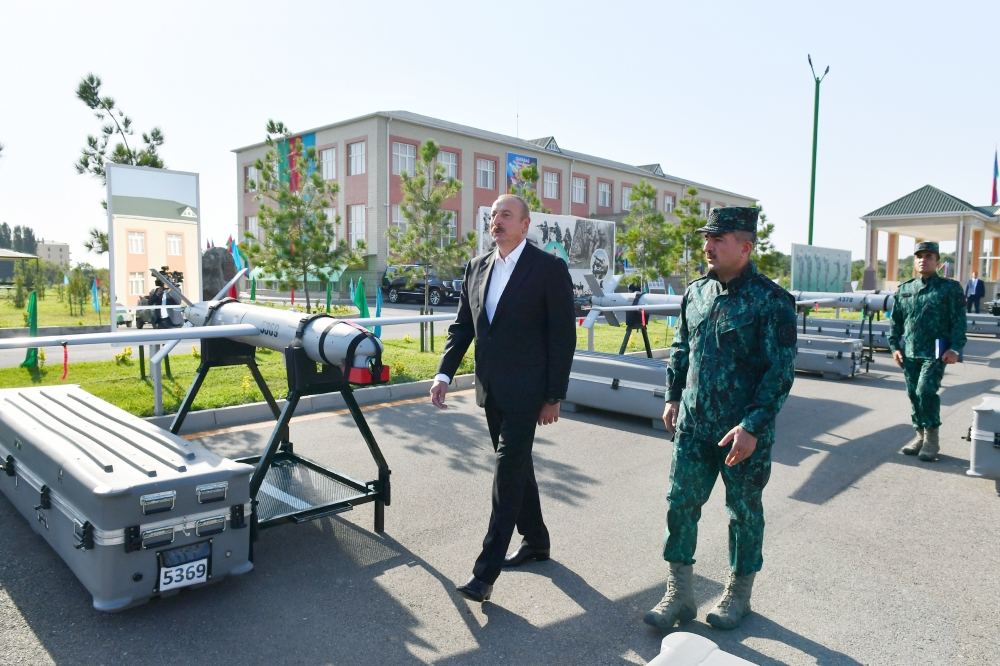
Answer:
[{"left": 697, "top": 207, "right": 759, "bottom": 235}]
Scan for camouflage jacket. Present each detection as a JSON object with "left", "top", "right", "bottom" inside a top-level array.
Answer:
[
  {"left": 667, "top": 262, "right": 797, "bottom": 443},
  {"left": 888, "top": 274, "right": 967, "bottom": 359}
]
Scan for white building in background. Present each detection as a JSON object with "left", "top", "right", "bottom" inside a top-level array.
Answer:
[{"left": 36, "top": 240, "right": 70, "bottom": 266}]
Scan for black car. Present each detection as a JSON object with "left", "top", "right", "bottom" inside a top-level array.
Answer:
[{"left": 381, "top": 265, "right": 462, "bottom": 306}]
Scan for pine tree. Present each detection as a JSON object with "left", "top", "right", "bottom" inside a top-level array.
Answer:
[
  {"left": 510, "top": 164, "right": 549, "bottom": 213},
  {"left": 242, "top": 121, "right": 363, "bottom": 311},
  {"left": 618, "top": 180, "right": 679, "bottom": 289},
  {"left": 674, "top": 186, "right": 708, "bottom": 284}
]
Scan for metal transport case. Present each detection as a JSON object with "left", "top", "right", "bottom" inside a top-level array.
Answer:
[
  {"left": 0, "top": 386, "right": 253, "bottom": 611},
  {"left": 795, "top": 334, "right": 864, "bottom": 379},
  {"left": 967, "top": 397, "right": 1000, "bottom": 482}
]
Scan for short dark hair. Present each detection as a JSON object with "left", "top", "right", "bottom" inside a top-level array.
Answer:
[
  {"left": 497, "top": 193, "right": 530, "bottom": 220},
  {"left": 733, "top": 230, "right": 757, "bottom": 246}
]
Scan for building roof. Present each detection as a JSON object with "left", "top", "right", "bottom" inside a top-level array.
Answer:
[
  {"left": 863, "top": 184, "right": 998, "bottom": 219},
  {"left": 232, "top": 110, "right": 754, "bottom": 201},
  {"left": 0, "top": 248, "right": 37, "bottom": 259},
  {"left": 110, "top": 196, "right": 199, "bottom": 222}
]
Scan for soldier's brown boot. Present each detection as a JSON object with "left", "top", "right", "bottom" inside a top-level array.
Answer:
[
  {"left": 706, "top": 572, "right": 755, "bottom": 630},
  {"left": 643, "top": 563, "right": 696, "bottom": 630},
  {"left": 901, "top": 428, "right": 924, "bottom": 456},
  {"left": 918, "top": 428, "right": 940, "bottom": 461}
]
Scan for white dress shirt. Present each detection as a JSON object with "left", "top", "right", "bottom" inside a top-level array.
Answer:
[{"left": 434, "top": 239, "right": 527, "bottom": 384}]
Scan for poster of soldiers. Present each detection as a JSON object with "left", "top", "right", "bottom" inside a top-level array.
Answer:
[
  {"left": 477, "top": 206, "right": 614, "bottom": 297},
  {"left": 791, "top": 243, "right": 852, "bottom": 292}
]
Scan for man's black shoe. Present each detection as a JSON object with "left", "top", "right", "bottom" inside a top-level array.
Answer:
[
  {"left": 456, "top": 576, "right": 492, "bottom": 602},
  {"left": 503, "top": 544, "right": 551, "bottom": 568}
]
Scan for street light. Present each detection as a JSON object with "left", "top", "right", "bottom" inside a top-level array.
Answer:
[{"left": 807, "top": 54, "right": 830, "bottom": 246}]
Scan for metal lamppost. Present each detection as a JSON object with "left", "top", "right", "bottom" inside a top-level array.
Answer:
[{"left": 807, "top": 55, "right": 830, "bottom": 246}]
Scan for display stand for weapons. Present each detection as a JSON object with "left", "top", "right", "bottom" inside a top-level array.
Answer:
[
  {"left": 617, "top": 293, "right": 653, "bottom": 358},
  {"left": 168, "top": 332, "right": 391, "bottom": 547}
]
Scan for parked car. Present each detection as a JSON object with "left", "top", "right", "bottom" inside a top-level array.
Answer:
[
  {"left": 114, "top": 302, "right": 133, "bottom": 328},
  {"left": 380, "top": 265, "right": 462, "bottom": 306}
]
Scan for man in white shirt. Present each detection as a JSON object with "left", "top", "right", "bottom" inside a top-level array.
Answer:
[{"left": 430, "top": 194, "right": 576, "bottom": 603}]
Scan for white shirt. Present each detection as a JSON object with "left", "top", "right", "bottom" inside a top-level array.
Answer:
[{"left": 435, "top": 238, "right": 527, "bottom": 384}]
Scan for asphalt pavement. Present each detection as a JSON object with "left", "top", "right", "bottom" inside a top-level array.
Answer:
[{"left": 0, "top": 336, "right": 998, "bottom": 664}]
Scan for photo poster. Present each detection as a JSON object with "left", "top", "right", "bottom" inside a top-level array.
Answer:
[
  {"left": 106, "top": 164, "right": 201, "bottom": 331},
  {"left": 506, "top": 152, "right": 538, "bottom": 193},
  {"left": 477, "top": 206, "right": 615, "bottom": 298},
  {"left": 790, "top": 243, "right": 852, "bottom": 292}
]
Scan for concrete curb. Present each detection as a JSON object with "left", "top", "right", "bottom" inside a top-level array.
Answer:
[
  {"left": 0, "top": 325, "right": 109, "bottom": 338},
  {"left": 146, "top": 373, "right": 476, "bottom": 433}
]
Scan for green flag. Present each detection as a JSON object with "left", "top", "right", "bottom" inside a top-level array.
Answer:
[
  {"left": 325, "top": 280, "right": 333, "bottom": 312},
  {"left": 20, "top": 290, "right": 38, "bottom": 369},
  {"left": 352, "top": 277, "right": 370, "bottom": 329},
  {"left": 250, "top": 277, "right": 257, "bottom": 301}
]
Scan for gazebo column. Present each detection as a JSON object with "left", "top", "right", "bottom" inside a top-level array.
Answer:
[
  {"left": 991, "top": 238, "right": 1000, "bottom": 281},
  {"left": 886, "top": 232, "right": 899, "bottom": 282},
  {"left": 955, "top": 217, "right": 969, "bottom": 284},
  {"left": 970, "top": 229, "right": 983, "bottom": 277},
  {"left": 862, "top": 223, "right": 879, "bottom": 289}
]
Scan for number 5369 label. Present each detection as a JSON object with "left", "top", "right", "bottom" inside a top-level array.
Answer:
[{"left": 159, "top": 558, "right": 209, "bottom": 591}]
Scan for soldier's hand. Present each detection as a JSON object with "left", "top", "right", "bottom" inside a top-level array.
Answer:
[
  {"left": 662, "top": 401, "right": 679, "bottom": 433},
  {"left": 941, "top": 350, "right": 959, "bottom": 364},
  {"left": 430, "top": 380, "right": 449, "bottom": 409},
  {"left": 892, "top": 350, "right": 904, "bottom": 367},
  {"left": 719, "top": 425, "right": 758, "bottom": 466}
]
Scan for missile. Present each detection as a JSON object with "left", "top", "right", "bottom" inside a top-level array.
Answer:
[
  {"left": 790, "top": 291, "right": 894, "bottom": 312},
  {"left": 582, "top": 274, "right": 682, "bottom": 328}
]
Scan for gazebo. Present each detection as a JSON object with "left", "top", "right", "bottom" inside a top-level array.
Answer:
[
  {"left": 0, "top": 248, "right": 40, "bottom": 285},
  {"left": 861, "top": 185, "right": 1000, "bottom": 289}
]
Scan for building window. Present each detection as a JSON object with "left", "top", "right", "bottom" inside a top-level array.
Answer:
[
  {"left": 699, "top": 201, "right": 710, "bottom": 217},
  {"left": 246, "top": 215, "right": 259, "bottom": 240},
  {"left": 391, "top": 204, "right": 406, "bottom": 236},
  {"left": 622, "top": 186, "right": 633, "bottom": 211},
  {"left": 128, "top": 232, "right": 145, "bottom": 254},
  {"left": 166, "top": 234, "right": 182, "bottom": 256},
  {"left": 129, "top": 272, "right": 145, "bottom": 296},
  {"left": 572, "top": 177, "right": 587, "bottom": 204},
  {"left": 392, "top": 142, "right": 416, "bottom": 176},
  {"left": 244, "top": 165, "right": 260, "bottom": 192},
  {"left": 476, "top": 158, "right": 496, "bottom": 189},
  {"left": 543, "top": 171, "right": 559, "bottom": 199},
  {"left": 348, "top": 204, "right": 366, "bottom": 249},
  {"left": 664, "top": 194, "right": 676, "bottom": 214},
  {"left": 440, "top": 211, "right": 457, "bottom": 248},
  {"left": 348, "top": 141, "right": 366, "bottom": 176},
  {"left": 598, "top": 182, "right": 611, "bottom": 207},
  {"left": 439, "top": 151, "right": 458, "bottom": 179},
  {"left": 320, "top": 148, "right": 336, "bottom": 180}
]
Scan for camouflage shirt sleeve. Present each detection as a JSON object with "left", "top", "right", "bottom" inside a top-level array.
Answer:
[
  {"left": 666, "top": 292, "right": 690, "bottom": 402},
  {"left": 948, "top": 281, "right": 968, "bottom": 353},
  {"left": 739, "top": 289, "right": 797, "bottom": 436},
  {"left": 888, "top": 287, "right": 904, "bottom": 353}
]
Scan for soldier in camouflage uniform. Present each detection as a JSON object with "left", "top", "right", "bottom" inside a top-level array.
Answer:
[
  {"left": 644, "top": 207, "right": 797, "bottom": 632},
  {"left": 889, "top": 241, "right": 966, "bottom": 462}
]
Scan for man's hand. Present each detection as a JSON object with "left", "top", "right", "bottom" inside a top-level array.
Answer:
[
  {"left": 718, "top": 425, "right": 758, "bottom": 467},
  {"left": 942, "top": 350, "right": 959, "bottom": 364},
  {"left": 892, "top": 350, "right": 904, "bottom": 367},
  {"left": 430, "top": 380, "right": 449, "bottom": 409},
  {"left": 662, "top": 401, "right": 679, "bottom": 433},
  {"left": 538, "top": 402, "right": 561, "bottom": 426}
]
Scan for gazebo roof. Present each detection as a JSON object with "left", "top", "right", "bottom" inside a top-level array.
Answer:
[
  {"left": 0, "top": 248, "right": 38, "bottom": 260},
  {"left": 863, "top": 185, "right": 997, "bottom": 219}
]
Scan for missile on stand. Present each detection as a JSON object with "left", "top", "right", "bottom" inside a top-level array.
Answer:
[{"left": 185, "top": 300, "right": 389, "bottom": 384}]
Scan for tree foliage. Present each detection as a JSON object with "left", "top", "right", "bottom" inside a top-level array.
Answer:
[
  {"left": 241, "top": 120, "right": 363, "bottom": 311},
  {"left": 83, "top": 227, "right": 109, "bottom": 255},
  {"left": 618, "top": 180, "right": 679, "bottom": 288},
  {"left": 510, "top": 164, "right": 549, "bottom": 213},
  {"left": 388, "top": 139, "right": 475, "bottom": 311},
  {"left": 75, "top": 73, "right": 165, "bottom": 184},
  {"left": 674, "top": 186, "right": 708, "bottom": 284},
  {"left": 752, "top": 203, "right": 784, "bottom": 278}
]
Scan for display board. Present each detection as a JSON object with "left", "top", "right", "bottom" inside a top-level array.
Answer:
[{"left": 791, "top": 243, "right": 852, "bottom": 292}]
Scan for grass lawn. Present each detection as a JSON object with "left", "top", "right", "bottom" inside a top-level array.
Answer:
[
  {"left": 0, "top": 323, "right": 675, "bottom": 417},
  {"left": 0, "top": 293, "right": 110, "bottom": 328}
]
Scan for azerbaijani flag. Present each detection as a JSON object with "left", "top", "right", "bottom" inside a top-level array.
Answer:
[{"left": 992, "top": 149, "right": 998, "bottom": 206}]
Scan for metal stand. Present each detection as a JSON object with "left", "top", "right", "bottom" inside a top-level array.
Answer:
[
  {"left": 168, "top": 337, "right": 391, "bottom": 541},
  {"left": 619, "top": 293, "right": 653, "bottom": 358}
]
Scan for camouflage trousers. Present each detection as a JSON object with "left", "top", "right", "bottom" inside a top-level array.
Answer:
[
  {"left": 902, "top": 358, "right": 945, "bottom": 429},
  {"left": 662, "top": 430, "right": 772, "bottom": 576}
]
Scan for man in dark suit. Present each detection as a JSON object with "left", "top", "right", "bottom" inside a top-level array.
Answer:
[
  {"left": 965, "top": 271, "right": 985, "bottom": 313},
  {"left": 430, "top": 194, "right": 576, "bottom": 603}
]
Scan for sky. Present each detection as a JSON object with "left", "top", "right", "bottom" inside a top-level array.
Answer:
[{"left": 1, "top": 0, "right": 998, "bottom": 270}]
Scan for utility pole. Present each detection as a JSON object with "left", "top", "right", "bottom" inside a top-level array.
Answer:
[{"left": 807, "top": 55, "right": 830, "bottom": 246}]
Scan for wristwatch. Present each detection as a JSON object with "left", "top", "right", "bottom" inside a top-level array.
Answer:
[{"left": 545, "top": 398, "right": 561, "bottom": 405}]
